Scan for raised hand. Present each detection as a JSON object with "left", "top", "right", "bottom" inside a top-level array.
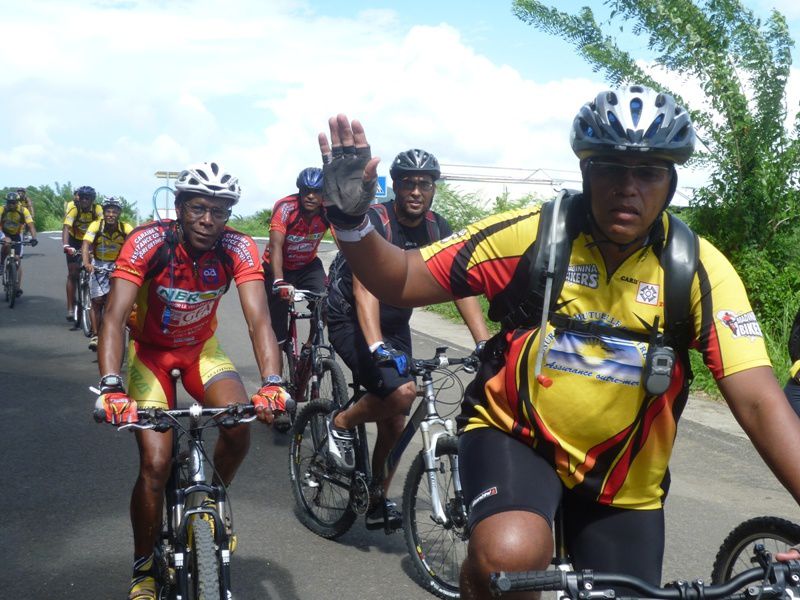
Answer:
[{"left": 318, "top": 114, "right": 381, "bottom": 229}]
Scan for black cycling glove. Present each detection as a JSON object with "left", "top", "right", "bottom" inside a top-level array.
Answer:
[{"left": 371, "top": 343, "right": 409, "bottom": 377}]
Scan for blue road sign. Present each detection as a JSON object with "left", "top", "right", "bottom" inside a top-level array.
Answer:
[{"left": 375, "top": 176, "right": 387, "bottom": 198}]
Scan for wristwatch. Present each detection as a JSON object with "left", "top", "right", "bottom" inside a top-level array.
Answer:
[
  {"left": 262, "top": 375, "right": 284, "bottom": 387},
  {"left": 99, "top": 373, "right": 125, "bottom": 392}
]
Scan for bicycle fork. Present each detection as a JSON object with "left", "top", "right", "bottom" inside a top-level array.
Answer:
[{"left": 420, "top": 420, "right": 463, "bottom": 526}]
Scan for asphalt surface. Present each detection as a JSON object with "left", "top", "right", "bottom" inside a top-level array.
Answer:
[{"left": 1, "top": 234, "right": 797, "bottom": 599}]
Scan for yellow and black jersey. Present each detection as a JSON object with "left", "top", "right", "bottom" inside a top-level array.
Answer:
[
  {"left": 64, "top": 203, "right": 102, "bottom": 240},
  {"left": 0, "top": 205, "right": 33, "bottom": 236},
  {"left": 83, "top": 219, "right": 133, "bottom": 261},
  {"left": 421, "top": 207, "right": 770, "bottom": 509}
]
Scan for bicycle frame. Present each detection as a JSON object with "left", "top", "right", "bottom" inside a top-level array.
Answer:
[{"left": 285, "top": 289, "right": 336, "bottom": 400}]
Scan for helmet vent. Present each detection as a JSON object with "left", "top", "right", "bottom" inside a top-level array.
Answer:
[
  {"left": 630, "top": 98, "right": 643, "bottom": 127},
  {"left": 644, "top": 114, "right": 664, "bottom": 139},
  {"left": 607, "top": 111, "right": 626, "bottom": 138}
]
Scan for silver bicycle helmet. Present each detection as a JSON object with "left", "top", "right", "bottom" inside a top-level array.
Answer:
[
  {"left": 571, "top": 85, "right": 695, "bottom": 165},
  {"left": 389, "top": 149, "right": 441, "bottom": 181},
  {"left": 102, "top": 196, "right": 123, "bottom": 209},
  {"left": 174, "top": 161, "right": 241, "bottom": 204}
]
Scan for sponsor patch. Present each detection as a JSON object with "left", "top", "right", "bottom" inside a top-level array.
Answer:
[
  {"left": 716, "top": 310, "right": 763, "bottom": 338},
  {"left": 565, "top": 264, "right": 599, "bottom": 288},
  {"left": 470, "top": 486, "right": 498, "bottom": 511},
  {"left": 636, "top": 282, "right": 660, "bottom": 306},
  {"left": 201, "top": 266, "right": 219, "bottom": 284},
  {"left": 157, "top": 285, "right": 226, "bottom": 305}
]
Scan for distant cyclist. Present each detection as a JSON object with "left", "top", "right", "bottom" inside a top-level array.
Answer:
[
  {"left": 96, "top": 161, "right": 289, "bottom": 600},
  {"left": 16, "top": 187, "right": 34, "bottom": 219},
  {"left": 62, "top": 186, "right": 102, "bottom": 322},
  {"left": 1, "top": 191, "right": 38, "bottom": 296},
  {"left": 81, "top": 196, "right": 133, "bottom": 351},
  {"left": 262, "top": 167, "right": 329, "bottom": 346}
]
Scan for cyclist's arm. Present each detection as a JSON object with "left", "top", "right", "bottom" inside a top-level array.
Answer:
[
  {"left": 98, "top": 278, "right": 138, "bottom": 378},
  {"left": 720, "top": 365, "right": 800, "bottom": 505},
  {"left": 238, "top": 279, "right": 282, "bottom": 380},
  {"left": 454, "top": 296, "right": 491, "bottom": 343},
  {"left": 61, "top": 223, "right": 71, "bottom": 247},
  {"left": 26, "top": 221, "right": 37, "bottom": 239},
  {"left": 81, "top": 239, "right": 93, "bottom": 270},
  {"left": 268, "top": 229, "right": 286, "bottom": 281},
  {"left": 353, "top": 273, "right": 383, "bottom": 347}
]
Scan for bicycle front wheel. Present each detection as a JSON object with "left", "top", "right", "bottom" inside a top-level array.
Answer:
[
  {"left": 403, "top": 435, "right": 468, "bottom": 599},
  {"left": 7, "top": 259, "right": 18, "bottom": 308},
  {"left": 289, "top": 398, "right": 357, "bottom": 539},
  {"left": 80, "top": 275, "right": 92, "bottom": 336},
  {"left": 309, "top": 357, "right": 348, "bottom": 408},
  {"left": 711, "top": 516, "right": 800, "bottom": 583},
  {"left": 188, "top": 517, "right": 220, "bottom": 600}
]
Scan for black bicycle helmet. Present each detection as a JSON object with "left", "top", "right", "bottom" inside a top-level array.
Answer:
[
  {"left": 571, "top": 85, "right": 695, "bottom": 165},
  {"left": 296, "top": 167, "right": 323, "bottom": 190},
  {"left": 389, "top": 149, "right": 441, "bottom": 181},
  {"left": 102, "top": 196, "right": 123, "bottom": 209},
  {"left": 76, "top": 185, "right": 97, "bottom": 200},
  {"left": 6, "top": 191, "right": 19, "bottom": 204}
]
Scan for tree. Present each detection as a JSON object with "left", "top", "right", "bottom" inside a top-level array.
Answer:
[{"left": 512, "top": 0, "right": 800, "bottom": 327}]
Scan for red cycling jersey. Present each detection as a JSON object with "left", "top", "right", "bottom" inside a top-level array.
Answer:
[
  {"left": 261, "top": 194, "right": 328, "bottom": 271},
  {"left": 113, "top": 221, "right": 264, "bottom": 348}
]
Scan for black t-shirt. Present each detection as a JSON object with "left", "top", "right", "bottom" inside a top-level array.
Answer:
[{"left": 328, "top": 200, "right": 452, "bottom": 328}]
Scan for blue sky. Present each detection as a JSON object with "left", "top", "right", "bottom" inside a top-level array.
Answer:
[{"left": 2, "top": 0, "right": 799, "bottom": 217}]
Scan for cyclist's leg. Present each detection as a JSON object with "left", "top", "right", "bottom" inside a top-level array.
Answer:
[
  {"left": 65, "top": 237, "right": 81, "bottom": 317},
  {"left": 263, "top": 261, "right": 290, "bottom": 345},
  {"left": 563, "top": 492, "right": 664, "bottom": 585},
  {"left": 458, "top": 427, "right": 560, "bottom": 600},
  {"left": 89, "top": 261, "right": 112, "bottom": 337},
  {"left": 13, "top": 236, "right": 23, "bottom": 291},
  {"left": 184, "top": 336, "right": 250, "bottom": 486}
]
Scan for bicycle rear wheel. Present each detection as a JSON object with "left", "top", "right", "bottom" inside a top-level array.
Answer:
[
  {"left": 188, "top": 517, "right": 220, "bottom": 600},
  {"left": 308, "top": 357, "right": 348, "bottom": 408},
  {"left": 711, "top": 516, "right": 800, "bottom": 583},
  {"left": 289, "top": 398, "right": 357, "bottom": 539},
  {"left": 403, "top": 435, "right": 467, "bottom": 599},
  {"left": 80, "top": 274, "right": 92, "bottom": 336},
  {"left": 7, "top": 260, "right": 17, "bottom": 308}
]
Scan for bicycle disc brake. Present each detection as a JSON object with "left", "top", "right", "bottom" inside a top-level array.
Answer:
[{"left": 351, "top": 473, "right": 370, "bottom": 515}]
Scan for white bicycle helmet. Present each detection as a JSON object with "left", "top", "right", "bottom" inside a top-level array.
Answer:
[
  {"left": 174, "top": 161, "right": 241, "bottom": 204},
  {"left": 571, "top": 85, "right": 695, "bottom": 165}
]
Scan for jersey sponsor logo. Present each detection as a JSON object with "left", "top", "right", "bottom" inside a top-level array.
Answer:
[
  {"left": 565, "top": 264, "right": 599, "bottom": 288},
  {"left": 470, "top": 486, "right": 498, "bottom": 511},
  {"left": 165, "top": 302, "right": 214, "bottom": 326},
  {"left": 716, "top": 310, "right": 763, "bottom": 338},
  {"left": 636, "top": 282, "right": 660, "bottom": 306},
  {"left": 201, "top": 266, "right": 219, "bottom": 284},
  {"left": 129, "top": 228, "right": 165, "bottom": 263},
  {"left": 289, "top": 242, "right": 314, "bottom": 252},
  {"left": 156, "top": 285, "right": 226, "bottom": 304},
  {"left": 221, "top": 232, "right": 256, "bottom": 269}
]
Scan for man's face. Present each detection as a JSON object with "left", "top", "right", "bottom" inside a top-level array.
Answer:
[
  {"left": 103, "top": 206, "right": 121, "bottom": 224},
  {"left": 298, "top": 187, "right": 323, "bottom": 214},
  {"left": 585, "top": 156, "right": 673, "bottom": 245},
  {"left": 393, "top": 175, "right": 435, "bottom": 221},
  {"left": 177, "top": 195, "right": 231, "bottom": 252},
  {"left": 7, "top": 200, "right": 19, "bottom": 211},
  {"left": 77, "top": 195, "right": 93, "bottom": 209}
]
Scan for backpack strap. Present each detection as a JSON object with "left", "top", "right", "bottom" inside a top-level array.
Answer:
[
  {"left": 662, "top": 213, "right": 699, "bottom": 354},
  {"left": 424, "top": 211, "right": 440, "bottom": 243},
  {"left": 370, "top": 202, "right": 393, "bottom": 243}
]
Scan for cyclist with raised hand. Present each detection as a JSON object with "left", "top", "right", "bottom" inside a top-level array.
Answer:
[
  {"left": 0, "top": 191, "right": 38, "bottom": 297},
  {"left": 81, "top": 196, "right": 133, "bottom": 351},
  {"left": 317, "top": 89, "right": 800, "bottom": 598},
  {"left": 62, "top": 185, "right": 102, "bottom": 322},
  {"left": 262, "top": 167, "right": 329, "bottom": 346},
  {"left": 94, "top": 161, "right": 289, "bottom": 600},
  {"left": 325, "top": 148, "right": 489, "bottom": 531}
]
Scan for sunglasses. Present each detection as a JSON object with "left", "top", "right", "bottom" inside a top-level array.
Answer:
[
  {"left": 396, "top": 179, "right": 435, "bottom": 192},
  {"left": 184, "top": 203, "right": 231, "bottom": 222},
  {"left": 589, "top": 160, "right": 671, "bottom": 184}
]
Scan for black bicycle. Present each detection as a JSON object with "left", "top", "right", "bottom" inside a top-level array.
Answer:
[
  {"left": 279, "top": 288, "right": 347, "bottom": 427},
  {"left": 288, "top": 346, "right": 478, "bottom": 599},
  {"left": 491, "top": 545, "right": 800, "bottom": 599},
  {"left": 96, "top": 401, "right": 257, "bottom": 599},
  {"left": 2, "top": 238, "right": 33, "bottom": 308}
]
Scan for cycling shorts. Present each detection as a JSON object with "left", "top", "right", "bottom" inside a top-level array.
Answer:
[
  {"left": 65, "top": 235, "right": 82, "bottom": 265},
  {"left": 458, "top": 427, "right": 665, "bottom": 585},
  {"left": 2, "top": 233, "right": 23, "bottom": 257},
  {"left": 88, "top": 259, "right": 113, "bottom": 299},
  {"left": 127, "top": 336, "right": 241, "bottom": 409},
  {"left": 328, "top": 317, "right": 413, "bottom": 401}
]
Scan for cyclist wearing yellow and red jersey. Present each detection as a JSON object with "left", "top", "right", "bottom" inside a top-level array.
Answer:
[
  {"left": 95, "top": 162, "right": 289, "bottom": 600},
  {"left": 262, "top": 167, "right": 329, "bottom": 345},
  {"left": 81, "top": 196, "right": 134, "bottom": 351},
  {"left": 62, "top": 185, "right": 102, "bottom": 323},
  {"left": 316, "top": 95, "right": 800, "bottom": 598},
  {"left": 1, "top": 191, "right": 38, "bottom": 297}
]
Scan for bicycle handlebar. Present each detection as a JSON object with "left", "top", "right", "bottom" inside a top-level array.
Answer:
[
  {"left": 291, "top": 288, "right": 326, "bottom": 302},
  {"left": 410, "top": 346, "right": 480, "bottom": 376},
  {"left": 489, "top": 561, "right": 800, "bottom": 599},
  {"left": 93, "top": 403, "right": 258, "bottom": 431}
]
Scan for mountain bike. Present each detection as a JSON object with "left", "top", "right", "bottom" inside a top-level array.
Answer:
[
  {"left": 490, "top": 544, "right": 800, "bottom": 599},
  {"left": 288, "top": 346, "right": 478, "bottom": 599},
  {"left": 278, "top": 288, "right": 346, "bottom": 429},
  {"left": 711, "top": 516, "right": 800, "bottom": 583},
  {"left": 2, "top": 238, "right": 33, "bottom": 308},
  {"left": 77, "top": 267, "right": 93, "bottom": 336},
  {"left": 95, "top": 400, "right": 257, "bottom": 599}
]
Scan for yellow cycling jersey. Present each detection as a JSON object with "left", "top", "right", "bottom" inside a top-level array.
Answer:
[
  {"left": 421, "top": 207, "right": 770, "bottom": 510},
  {"left": 64, "top": 203, "right": 102, "bottom": 240},
  {"left": 0, "top": 205, "right": 33, "bottom": 236},
  {"left": 83, "top": 219, "right": 133, "bottom": 261}
]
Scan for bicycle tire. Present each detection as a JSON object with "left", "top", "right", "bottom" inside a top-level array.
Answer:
[
  {"left": 289, "top": 398, "right": 357, "bottom": 539},
  {"left": 711, "top": 516, "right": 800, "bottom": 583},
  {"left": 7, "top": 259, "right": 17, "bottom": 308},
  {"left": 80, "top": 274, "right": 92, "bottom": 336},
  {"left": 3, "top": 259, "right": 9, "bottom": 302},
  {"left": 403, "top": 435, "right": 468, "bottom": 599},
  {"left": 309, "top": 357, "right": 348, "bottom": 408},
  {"left": 188, "top": 517, "right": 220, "bottom": 600}
]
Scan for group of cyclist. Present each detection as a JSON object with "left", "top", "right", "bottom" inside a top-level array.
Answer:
[{"left": 73, "top": 82, "right": 800, "bottom": 600}]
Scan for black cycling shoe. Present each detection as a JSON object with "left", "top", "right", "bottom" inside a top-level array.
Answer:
[
  {"left": 365, "top": 498, "right": 403, "bottom": 532},
  {"left": 273, "top": 411, "right": 292, "bottom": 434},
  {"left": 15, "top": 289, "right": 22, "bottom": 297}
]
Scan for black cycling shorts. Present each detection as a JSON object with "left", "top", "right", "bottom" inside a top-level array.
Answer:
[
  {"left": 328, "top": 317, "right": 413, "bottom": 401},
  {"left": 65, "top": 235, "right": 82, "bottom": 265},
  {"left": 459, "top": 427, "right": 665, "bottom": 584},
  {"left": 784, "top": 379, "right": 800, "bottom": 418},
  {"left": 264, "top": 258, "right": 326, "bottom": 343}
]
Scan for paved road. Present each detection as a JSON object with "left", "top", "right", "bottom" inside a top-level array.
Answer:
[{"left": 1, "top": 234, "right": 797, "bottom": 599}]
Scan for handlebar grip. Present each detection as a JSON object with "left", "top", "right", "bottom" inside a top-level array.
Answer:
[{"left": 490, "top": 570, "right": 566, "bottom": 593}]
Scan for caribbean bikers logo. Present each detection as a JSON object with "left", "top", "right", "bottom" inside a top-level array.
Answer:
[
  {"left": 636, "top": 282, "right": 660, "bottom": 306},
  {"left": 565, "top": 264, "right": 599, "bottom": 288},
  {"left": 716, "top": 310, "right": 763, "bottom": 338}
]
